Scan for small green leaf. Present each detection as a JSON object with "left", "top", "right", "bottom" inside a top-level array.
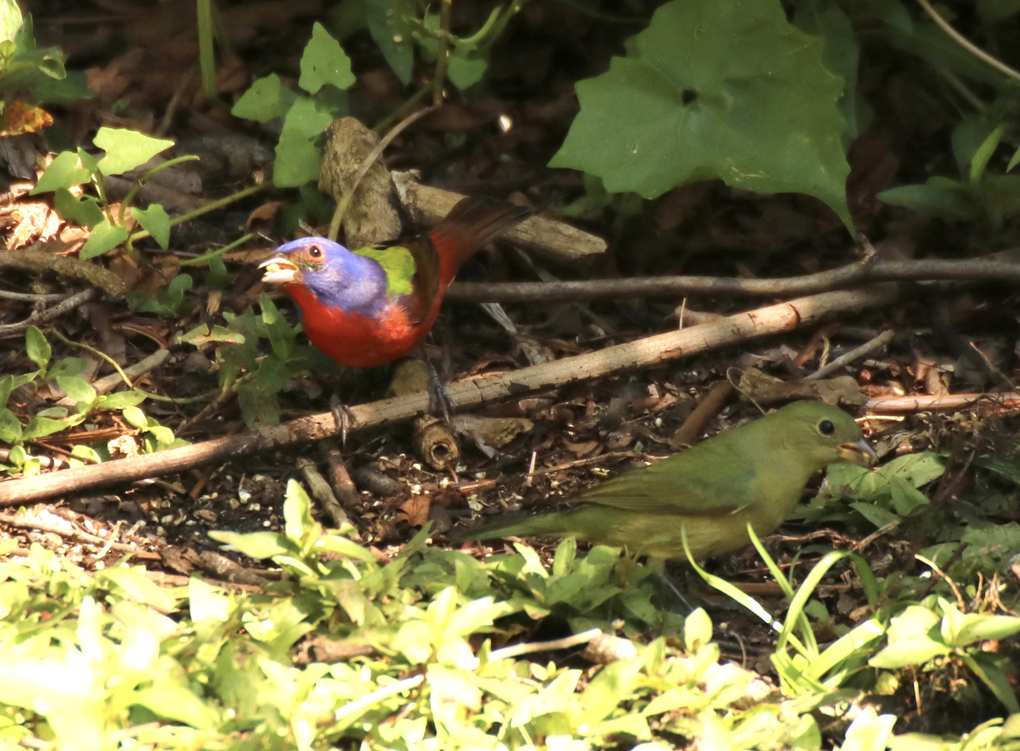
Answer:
[
  {"left": 210, "top": 530, "right": 295, "bottom": 559},
  {"left": 683, "top": 608, "right": 713, "bottom": 652},
  {"left": 231, "top": 74, "right": 297, "bottom": 123},
  {"left": 21, "top": 415, "right": 67, "bottom": 440},
  {"left": 177, "top": 323, "right": 245, "bottom": 347},
  {"left": 283, "top": 479, "right": 314, "bottom": 543},
  {"left": 30, "top": 150, "right": 90, "bottom": 194},
  {"left": 367, "top": 0, "right": 415, "bottom": 85},
  {"left": 131, "top": 204, "right": 171, "bottom": 248},
  {"left": 53, "top": 188, "right": 104, "bottom": 228},
  {"left": 299, "top": 22, "right": 355, "bottom": 94},
  {"left": 260, "top": 293, "right": 294, "bottom": 360},
  {"left": 0, "top": 408, "right": 22, "bottom": 444},
  {"left": 55, "top": 376, "right": 97, "bottom": 408},
  {"left": 122, "top": 405, "right": 147, "bottom": 429},
  {"left": 273, "top": 127, "right": 322, "bottom": 188},
  {"left": 94, "top": 127, "right": 174, "bottom": 176},
  {"left": 850, "top": 501, "right": 900, "bottom": 528},
  {"left": 48, "top": 357, "right": 87, "bottom": 379},
  {"left": 869, "top": 636, "right": 951, "bottom": 668},
  {"left": 97, "top": 390, "right": 147, "bottom": 411},
  {"left": 238, "top": 381, "right": 280, "bottom": 429},
  {"left": 969, "top": 124, "right": 1005, "bottom": 184},
  {"left": 80, "top": 218, "right": 129, "bottom": 259},
  {"left": 25, "top": 325, "right": 50, "bottom": 370},
  {"left": 878, "top": 177, "right": 977, "bottom": 220}
]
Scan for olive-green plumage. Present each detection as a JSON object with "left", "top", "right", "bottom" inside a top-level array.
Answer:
[{"left": 454, "top": 401, "right": 876, "bottom": 560}]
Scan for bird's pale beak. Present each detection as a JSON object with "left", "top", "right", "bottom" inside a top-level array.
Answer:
[
  {"left": 259, "top": 256, "right": 300, "bottom": 285},
  {"left": 837, "top": 439, "right": 879, "bottom": 468}
]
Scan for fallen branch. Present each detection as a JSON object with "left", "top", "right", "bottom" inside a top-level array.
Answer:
[
  {"left": 0, "top": 285, "right": 896, "bottom": 505},
  {"left": 446, "top": 258, "right": 1020, "bottom": 303},
  {"left": 865, "top": 392, "right": 1020, "bottom": 414}
]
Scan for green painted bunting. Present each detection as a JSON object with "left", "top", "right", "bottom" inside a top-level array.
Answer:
[{"left": 453, "top": 400, "right": 877, "bottom": 560}]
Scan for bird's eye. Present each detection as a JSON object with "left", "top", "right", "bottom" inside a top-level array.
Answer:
[
  {"left": 818, "top": 419, "right": 835, "bottom": 435},
  {"left": 307, "top": 244, "right": 323, "bottom": 260}
]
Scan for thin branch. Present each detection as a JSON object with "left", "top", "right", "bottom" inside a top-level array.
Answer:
[
  {"left": 489, "top": 628, "right": 603, "bottom": 660},
  {"left": 446, "top": 258, "right": 1020, "bottom": 304},
  {"left": 866, "top": 392, "right": 1020, "bottom": 414},
  {"left": 808, "top": 329, "right": 895, "bottom": 380},
  {"left": 0, "top": 288, "right": 96, "bottom": 338},
  {"left": 0, "top": 285, "right": 896, "bottom": 505}
]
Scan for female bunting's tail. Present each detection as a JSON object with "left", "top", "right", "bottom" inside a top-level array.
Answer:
[{"left": 430, "top": 197, "right": 532, "bottom": 288}]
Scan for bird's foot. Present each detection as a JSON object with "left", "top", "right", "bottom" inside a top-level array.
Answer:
[
  {"left": 426, "top": 362, "right": 454, "bottom": 423},
  {"left": 329, "top": 393, "right": 358, "bottom": 445}
]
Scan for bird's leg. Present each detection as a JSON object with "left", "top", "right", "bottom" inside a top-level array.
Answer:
[
  {"left": 329, "top": 392, "right": 358, "bottom": 445},
  {"left": 426, "top": 360, "right": 454, "bottom": 423}
]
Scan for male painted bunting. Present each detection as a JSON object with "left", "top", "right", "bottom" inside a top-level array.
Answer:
[
  {"left": 259, "top": 197, "right": 530, "bottom": 371},
  {"left": 453, "top": 400, "right": 877, "bottom": 560}
]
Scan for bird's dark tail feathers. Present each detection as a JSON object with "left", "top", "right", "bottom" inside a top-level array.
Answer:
[{"left": 430, "top": 197, "right": 531, "bottom": 287}]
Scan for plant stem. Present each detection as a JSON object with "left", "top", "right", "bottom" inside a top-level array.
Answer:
[{"left": 128, "top": 183, "right": 265, "bottom": 244}]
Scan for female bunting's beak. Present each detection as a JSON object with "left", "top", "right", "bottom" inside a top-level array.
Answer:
[
  {"left": 259, "top": 256, "right": 300, "bottom": 285},
  {"left": 837, "top": 439, "right": 879, "bottom": 468}
]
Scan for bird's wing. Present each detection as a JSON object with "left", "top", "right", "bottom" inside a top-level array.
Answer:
[
  {"left": 355, "top": 241, "right": 439, "bottom": 325},
  {"left": 578, "top": 443, "right": 761, "bottom": 516}
]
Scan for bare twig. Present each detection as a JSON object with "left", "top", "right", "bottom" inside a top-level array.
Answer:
[
  {"left": 866, "top": 392, "right": 1020, "bottom": 414},
  {"left": 0, "top": 285, "right": 896, "bottom": 505},
  {"left": 808, "top": 329, "right": 895, "bottom": 380},
  {"left": 489, "top": 628, "right": 604, "bottom": 661},
  {"left": 0, "top": 288, "right": 96, "bottom": 338},
  {"left": 446, "top": 258, "right": 1020, "bottom": 303}
]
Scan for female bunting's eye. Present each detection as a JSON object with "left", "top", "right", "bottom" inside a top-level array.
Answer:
[{"left": 818, "top": 419, "right": 835, "bottom": 436}]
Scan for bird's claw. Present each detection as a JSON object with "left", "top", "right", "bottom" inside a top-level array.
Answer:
[
  {"left": 330, "top": 393, "right": 357, "bottom": 445},
  {"left": 426, "top": 362, "right": 454, "bottom": 423}
]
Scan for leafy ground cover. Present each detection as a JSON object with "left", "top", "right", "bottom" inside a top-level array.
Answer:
[{"left": 2, "top": 0, "right": 1020, "bottom": 748}]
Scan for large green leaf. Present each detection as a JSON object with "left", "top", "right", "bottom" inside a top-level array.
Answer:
[{"left": 550, "top": 0, "right": 852, "bottom": 230}]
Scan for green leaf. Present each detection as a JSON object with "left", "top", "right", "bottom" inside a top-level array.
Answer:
[
  {"left": 283, "top": 479, "right": 314, "bottom": 543},
  {"left": 969, "top": 124, "right": 1005, "bottom": 184},
  {"left": 96, "top": 390, "right": 147, "bottom": 411},
  {"left": 122, "top": 405, "right": 147, "bottom": 429},
  {"left": 131, "top": 204, "right": 170, "bottom": 249},
  {"left": 48, "top": 357, "right": 86, "bottom": 379},
  {"left": 0, "top": 0, "right": 23, "bottom": 42},
  {"left": 25, "top": 325, "right": 50, "bottom": 370},
  {"left": 878, "top": 177, "right": 977, "bottom": 220},
  {"left": 80, "top": 218, "right": 129, "bottom": 259},
  {"left": 55, "top": 376, "right": 97, "bottom": 408},
  {"left": 177, "top": 323, "right": 245, "bottom": 347},
  {"left": 94, "top": 127, "right": 174, "bottom": 176},
  {"left": 210, "top": 530, "right": 295, "bottom": 559},
  {"left": 52, "top": 188, "right": 104, "bottom": 228},
  {"left": 132, "top": 685, "right": 218, "bottom": 729},
  {"left": 551, "top": 0, "right": 852, "bottom": 229},
  {"left": 238, "top": 381, "right": 280, "bottom": 429},
  {"left": 21, "top": 415, "right": 67, "bottom": 440},
  {"left": 30, "top": 150, "right": 90, "bottom": 194},
  {"left": 272, "top": 97, "right": 331, "bottom": 188},
  {"left": 849, "top": 501, "right": 899, "bottom": 528},
  {"left": 366, "top": 0, "right": 415, "bottom": 85},
  {"left": 0, "top": 408, "right": 22, "bottom": 444},
  {"left": 840, "top": 707, "right": 898, "bottom": 751},
  {"left": 231, "top": 74, "right": 297, "bottom": 123},
  {"left": 299, "top": 22, "right": 355, "bottom": 94},
  {"left": 683, "top": 608, "right": 713, "bottom": 653},
  {"left": 869, "top": 636, "right": 951, "bottom": 668}
]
